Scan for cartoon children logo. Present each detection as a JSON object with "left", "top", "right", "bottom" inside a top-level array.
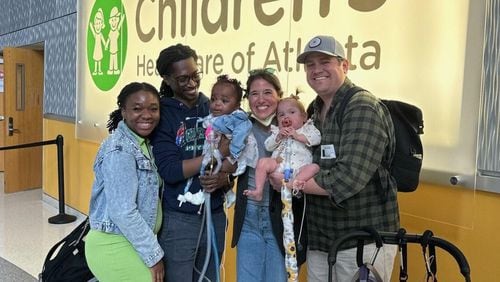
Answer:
[{"left": 87, "top": 0, "right": 127, "bottom": 91}]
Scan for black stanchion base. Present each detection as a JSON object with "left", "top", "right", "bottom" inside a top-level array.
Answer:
[{"left": 48, "top": 213, "right": 77, "bottom": 224}]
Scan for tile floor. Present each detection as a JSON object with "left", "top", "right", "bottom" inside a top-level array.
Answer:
[{"left": 0, "top": 172, "right": 86, "bottom": 278}]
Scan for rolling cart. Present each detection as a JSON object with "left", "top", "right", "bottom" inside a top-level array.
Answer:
[{"left": 328, "top": 227, "right": 471, "bottom": 282}]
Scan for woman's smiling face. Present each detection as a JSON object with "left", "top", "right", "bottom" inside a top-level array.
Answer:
[
  {"left": 121, "top": 90, "right": 160, "bottom": 137},
  {"left": 247, "top": 78, "right": 280, "bottom": 121}
]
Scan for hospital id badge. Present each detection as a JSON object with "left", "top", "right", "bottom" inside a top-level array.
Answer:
[{"left": 321, "top": 144, "right": 336, "bottom": 159}]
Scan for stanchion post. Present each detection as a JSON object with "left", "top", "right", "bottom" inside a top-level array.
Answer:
[{"left": 48, "top": 135, "right": 77, "bottom": 224}]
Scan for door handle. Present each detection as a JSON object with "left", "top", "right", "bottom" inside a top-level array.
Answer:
[
  {"left": 8, "top": 117, "right": 21, "bottom": 136},
  {"left": 0, "top": 115, "right": 4, "bottom": 121}
]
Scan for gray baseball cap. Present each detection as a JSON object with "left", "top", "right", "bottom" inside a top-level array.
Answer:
[{"left": 297, "top": 35, "right": 345, "bottom": 63}]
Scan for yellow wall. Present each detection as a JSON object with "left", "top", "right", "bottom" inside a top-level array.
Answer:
[
  {"left": 43, "top": 119, "right": 498, "bottom": 281},
  {"left": 0, "top": 63, "right": 4, "bottom": 171},
  {"left": 395, "top": 183, "right": 499, "bottom": 281},
  {"left": 43, "top": 119, "right": 97, "bottom": 214}
]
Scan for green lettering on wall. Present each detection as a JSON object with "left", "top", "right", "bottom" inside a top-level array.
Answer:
[
  {"left": 233, "top": 0, "right": 242, "bottom": 29},
  {"left": 136, "top": 0, "right": 154, "bottom": 42},
  {"left": 360, "top": 40, "right": 381, "bottom": 69},
  {"left": 255, "top": 0, "right": 284, "bottom": 26},
  {"left": 349, "top": 0, "right": 386, "bottom": 12},
  {"left": 263, "top": 41, "right": 282, "bottom": 71},
  {"left": 133, "top": 0, "right": 385, "bottom": 41},
  {"left": 159, "top": 0, "right": 177, "bottom": 39},
  {"left": 201, "top": 0, "right": 228, "bottom": 34}
]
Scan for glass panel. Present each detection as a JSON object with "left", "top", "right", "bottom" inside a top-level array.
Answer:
[
  {"left": 476, "top": 0, "right": 500, "bottom": 193},
  {"left": 16, "top": 64, "right": 25, "bottom": 111}
]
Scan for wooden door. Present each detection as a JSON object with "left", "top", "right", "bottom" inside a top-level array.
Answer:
[{"left": 2, "top": 48, "right": 43, "bottom": 193}]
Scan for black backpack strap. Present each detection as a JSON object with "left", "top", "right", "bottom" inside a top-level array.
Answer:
[
  {"left": 306, "top": 100, "right": 315, "bottom": 119},
  {"left": 336, "top": 86, "right": 392, "bottom": 202},
  {"left": 335, "top": 86, "right": 365, "bottom": 128}
]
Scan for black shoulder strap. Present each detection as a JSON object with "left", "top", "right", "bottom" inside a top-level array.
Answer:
[
  {"left": 336, "top": 86, "right": 365, "bottom": 128},
  {"left": 306, "top": 101, "right": 315, "bottom": 119},
  {"left": 336, "top": 86, "right": 392, "bottom": 202}
]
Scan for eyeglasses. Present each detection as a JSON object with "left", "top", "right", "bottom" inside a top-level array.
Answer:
[
  {"left": 248, "top": 68, "right": 276, "bottom": 76},
  {"left": 173, "top": 71, "right": 203, "bottom": 85}
]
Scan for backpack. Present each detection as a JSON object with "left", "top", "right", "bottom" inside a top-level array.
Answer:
[
  {"left": 335, "top": 86, "right": 424, "bottom": 193},
  {"left": 39, "top": 217, "right": 95, "bottom": 282}
]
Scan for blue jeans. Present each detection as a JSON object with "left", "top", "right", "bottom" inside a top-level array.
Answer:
[
  {"left": 237, "top": 203, "right": 286, "bottom": 282},
  {"left": 159, "top": 210, "right": 226, "bottom": 282}
]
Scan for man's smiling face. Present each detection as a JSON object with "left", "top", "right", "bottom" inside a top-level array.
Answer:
[{"left": 304, "top": 53, "right": 348, "bottom": 98}]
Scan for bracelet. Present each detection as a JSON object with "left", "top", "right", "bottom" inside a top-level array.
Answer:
[{"left": 227, "top": 173, "right": 231, "bottom": 185}]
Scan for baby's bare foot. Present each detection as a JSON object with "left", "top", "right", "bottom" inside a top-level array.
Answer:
[{"left": 243, "top": 189, "right": 263, "bottom": 201}]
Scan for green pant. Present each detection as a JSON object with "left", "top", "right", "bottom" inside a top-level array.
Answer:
[{"left": 85, "top": 230, "right": 151, "bottom": 282}]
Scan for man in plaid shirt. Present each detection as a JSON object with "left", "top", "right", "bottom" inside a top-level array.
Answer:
[{"left": 295, "top": 35, "right": 400, "bottom": 281}]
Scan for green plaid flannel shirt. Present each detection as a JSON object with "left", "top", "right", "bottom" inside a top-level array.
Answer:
[{"left": 308, "top": 78, "right": 400, "bottom": 252}]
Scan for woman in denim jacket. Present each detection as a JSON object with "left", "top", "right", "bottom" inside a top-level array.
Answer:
[{"left": 85, "top": 82, "right": 164, "bottom": 282}]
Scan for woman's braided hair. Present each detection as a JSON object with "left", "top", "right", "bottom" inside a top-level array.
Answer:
[
  {"left": 156, "top": 44, "right": 198, "bottom": 98},
  {"left": 106, "top": 82, "right": 159, "bottom": 133}
]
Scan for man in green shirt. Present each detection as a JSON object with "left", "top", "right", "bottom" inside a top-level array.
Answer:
[{"left": 296, "top": 35, "right": 400, "bottom": 281}]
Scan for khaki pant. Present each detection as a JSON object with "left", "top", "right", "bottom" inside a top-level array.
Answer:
[{"left": 307, "top": 244, "right": 398, "bottom": 282}]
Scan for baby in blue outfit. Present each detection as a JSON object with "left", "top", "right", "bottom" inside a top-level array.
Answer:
[{"left": 179, "top": 75, "right": 254, "bottom": 208}]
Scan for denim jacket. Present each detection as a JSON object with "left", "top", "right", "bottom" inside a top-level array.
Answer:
[{"left": 88, "top": 121, "right": 164, "bottom": 267}]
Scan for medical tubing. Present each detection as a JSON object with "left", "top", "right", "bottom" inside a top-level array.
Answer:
[
  {"left": 197, "top": 118, "right": 222, "bottom": 281},
  {"left": 296, "top": 194, "right": 307, "bottom": 251},
  {"left": 283, "top": 138, "right": 293, "bottom": 182},
  {"left": 198, "top": 193, "right": 212, "bottom": 282},
  {"left": 210, "top": 219, "right": 220, "bottom": 282},
  {"left": 193, "top": 205, "right": 207, "bottom": 276}
]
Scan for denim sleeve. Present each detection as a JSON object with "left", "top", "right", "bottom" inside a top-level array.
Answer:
[
  {"left": 228, "top": 116, "right": 252, "bottom": 159},
  {"left": 212, "top": 111, "right": 252, "bottom": 159},
  {"left": 101, "top": 150, "right": 164, "bottom": 267}
]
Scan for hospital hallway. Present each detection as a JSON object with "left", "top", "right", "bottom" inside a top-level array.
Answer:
[{"left": 0, "top": 172, "right": 86, "bottom": 280}]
